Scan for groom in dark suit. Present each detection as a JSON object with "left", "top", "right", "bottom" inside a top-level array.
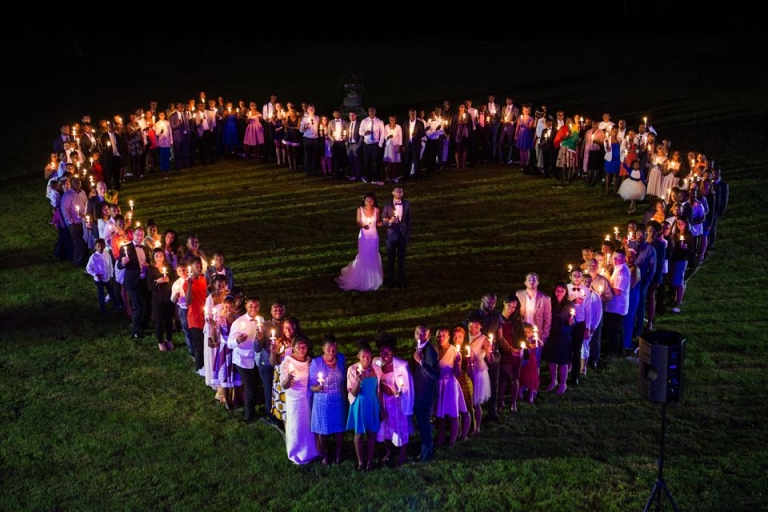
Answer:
[
  {"left": 117, "top": 226, "right": 150, "bottom": 338},
  {"left": 381, "top": 187, "right": 411, "bottom": 289},
  {"left": 411, "top": 324, "right": 439, "bottom": 461}
]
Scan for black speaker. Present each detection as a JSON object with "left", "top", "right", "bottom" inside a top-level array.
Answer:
[{"left": 638, "top": 331, "right": 685, "bottom": 404}]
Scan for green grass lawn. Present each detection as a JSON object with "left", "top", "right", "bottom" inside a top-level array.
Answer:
[{"left": 2, "top": 38, "right": 768, "bottom": 511}]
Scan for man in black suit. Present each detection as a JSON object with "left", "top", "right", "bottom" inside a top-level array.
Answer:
[
  {"left": 117, "top": 226, "right": 150, "bottom": 338},
  {"left": 171, "top": 103, "right": 191, "bottom": 170},
  {"left": 380, "top": 187, "right": 412, "bottom": 289},
  {"left": 411, "top": 324, "right": 439, "bottom": 462},
  {"left": 402, "top": 109, "right": 426, "bottom": 182}
]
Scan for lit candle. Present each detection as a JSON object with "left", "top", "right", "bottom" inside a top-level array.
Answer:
[
  {"left": 598, "top": 285, "right": 603, "bottom": 294},
  {"left": 357, "top": 363, "right": 363, "bottom": 374},
  {"left": 204, "top": 305, "right": 209, "bottom": 317},
  {"left": 75, "top": 205, "right": 80, "bottom": 215},
  {"left": 129, "top": 200, "right": 134, "bottom": 211},
  {"left": 135, "top": 221, "right": 140, "bottom": 228},
  {"left": 187, "top": 265, "right": 192, "bottom": 274},
  {"left": 605, "top": 234, "right": 611, "bottom": 241},
  {"left": 85, "top": 215, "right": 90, "bottom": 223},
  {"left": 679, "top": 235, "right": 684, "bottom": 242},
  {"left": 318, "top": 372, "right": 324, "bottom": 386},
  {"left": 288, "top": 362, "right": 295, "bottom": 375},
  {"left": 466, "top": 346, "right": 471, "bottom": 357},
  {"left": 568, "top": 264, "right": 573, "bottom": 273},
  {"left": 570, "top": 308, "right": 576, "bottom": 318},
  {"left": 397, "top": 377, "right": 404, "bottom": 393},
  {"left": 210, "top": 259, "right": 215, "bottom": 269},
  {"left": 154, "top": 240, "right": 161, "bottom": 248},
  {"left": 271, "top": 329, "right": 276, "bottom": 341},
  {"left": 162, "top": 266, "right": 167, "bottom": 277},
  {"left": 520, "top": 341, "right": 526, "bottom": 349}
]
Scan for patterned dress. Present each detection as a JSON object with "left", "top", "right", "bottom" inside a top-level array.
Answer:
[
  {"left": 309, "top": 354, "right": 347, "bottom": 435},
  {"left": 271, "top": 341, "right": 293, "bottom": 422}
]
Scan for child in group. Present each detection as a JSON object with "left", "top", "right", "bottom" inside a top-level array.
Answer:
[
  {"left": 171, "top": 263, "right": 193, "bottom": 357},
  {"left": 85, "top": 238, "right": 115, "bottom": 316},
  {"left": 618, "top": 159, "right": 647, "bottom": 215},
  {"left": 518, "top": 323, "right": 540, "bottom": 404}
]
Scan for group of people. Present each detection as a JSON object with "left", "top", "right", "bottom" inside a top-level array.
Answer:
[{"left": 42, "top": 92, "right": 729, "bottom": 468}]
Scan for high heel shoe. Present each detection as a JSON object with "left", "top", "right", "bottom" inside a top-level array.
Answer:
[
  {"left": 528, "top": 391, "right": 537, "bottom": 404},
  {"left": 556, "top": 384, "right": 568, "bottom": 395},
  {"left": 510, "top": 404, "right": 518, "bottom": 413},
  {"left": 157, "top": 343, "right": 167, "bottom": 352},
  {"left": 355, "top": 462, "right": 364, "bottom": 472},
  {"left": 545, "top": 381, "right": 558, "bottom": 392}
]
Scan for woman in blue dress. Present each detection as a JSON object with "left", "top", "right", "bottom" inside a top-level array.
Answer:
[
  {"left": 346, "top": 340, "right": 381, "bottom": 472},
  {"left": 309, "top": 334, "right": 347, "bottom": 465},
  {"left": 603, "top": 125, "right": 621, "bottom": 194},
  {"left": 222, "top": 102, "right": 240, "bottom": 158},
  {"left": 514, "top": 104, "right": 536, "bottom": 170}
]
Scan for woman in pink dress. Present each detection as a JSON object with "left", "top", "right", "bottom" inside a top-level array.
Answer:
[
  {"left": 433, "top": 327, "right": 466, "bottom": 446},
  {"left": 243, "top": 102, "right": 264, "bottom": 162}
]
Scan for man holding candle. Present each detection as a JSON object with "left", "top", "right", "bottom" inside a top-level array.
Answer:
[
  {"left": 346, "top": 111, "right": 363, "bottom": 182},
  {"left": 118, "top": 226, "right": 151, "bottom": 339},
  {"left": 381, "top": 187, "right": 412, "bottom": 289},
  {"left": 228, "top": 298, "right": 265, "bottom": 423},
  {"left": 360, "top": 106, "right": 385, "bottom": 184},
  {"left": 603, "top": 250, "right": 630, "bottom": 358},
  {"left": 61, "top": 176, "right": 88, "bottom": 267},
  {"left": 516, "top": 273, "right": 552, "bottom": 375},
  {"left": 402, "top": 109, "right": 426, "bottom": 182},
  {"left": 300, "top": 104, "right": 320, "bottom": 176}
]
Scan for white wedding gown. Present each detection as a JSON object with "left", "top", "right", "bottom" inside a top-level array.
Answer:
[{"left": 336, "top": 207, "right": 383, "bottom": 291}]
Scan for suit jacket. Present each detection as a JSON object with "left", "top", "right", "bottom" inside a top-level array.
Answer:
[
  {"left": 170, "top": 111, "right": 189, "bottom": 143},
  {"left": 515, "top": 289, "right": 552, "bottom": 342},
  {"left": 401, "top": 119, "right": 426, "bottom": 151},
  {"left": 329, "top": 118, "right": 348, "bottom": 142},
  {"left": 381, "top": 199, "right": 412, "bottom": 242},
  {"left": 412, "top": 342, "right": 439, "bottom": 405},
  {"left": 117, "top": 242, "right": 149, "bottom": 286}
]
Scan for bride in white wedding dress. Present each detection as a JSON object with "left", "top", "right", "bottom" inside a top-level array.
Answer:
[{"left": 336, "top": 193, "right": 384, "bottom": 291}]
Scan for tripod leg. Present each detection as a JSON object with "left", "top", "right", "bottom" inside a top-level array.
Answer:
[
  {"left": 643, "top": 481, "right": 662, "bottom": 512},
  {"left": 661, "top": 480, "right": 679, "bottom": 511}
]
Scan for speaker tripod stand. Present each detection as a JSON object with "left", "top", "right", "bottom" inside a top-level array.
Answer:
[{"left": 644, "top": 403, "right": 679, "bottom": 512}]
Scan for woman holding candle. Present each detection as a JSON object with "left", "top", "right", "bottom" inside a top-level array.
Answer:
[
  {"left": 643, "top": 198, "right": 668, "bottom": 227},
  {"left": 204, "top": 275, "right": 229, "bottom": 393},
  {"left": 335, "top": 192, "right": 383, "bottom": 292},
  {"left": 544, "top": 282, "right": 575, "bottom": 395},
  {"left": 147, "top": 248, "right": 175, "bottom": 352},
  {"left": 433, "top": 327, "right": 466, "bottom": 447},
  {"left": 467, "top": 313, "right": 491, "bottom": 434},
  {"left": 381, "top": 115, "right": 403, "bottom": 181},
  {"left": 270, "top": 316, "right": 301, "bottom": 426},
  {"left": 309, "top": 334, "right": 347, "bottom": 465},
  {"left": 160, "top": 229, "right": 182, "bottom": 272},
  {"left": 514, "top": 104, "right": 536, "bottom": 172},
  {"left": 346, "top": 340, "right": 382, "bottom": 472},
  {"left": 662, "top": 150, "right": 682, "bottom": 194},
  {"left": 126, "top": 113, "right": 144, "bottom": 178},
  {"left": 450, "top": 105, "right": 472, "bottom": 170},
  {"left": 498, "top": 295, "right": 525, "bottom": 413},
  {"left": 281, "top": 336, "right": 320, "bottom": 465},
  {"left": 154, "top": 111, "right": 172, "bottom": 173},
  {"left": 271, "top": 103, "right": 286, "bottom": 166},
  {"left": 646, "top": 143, "right": 668, "bottom": 199},
  {"left": 451, "top": 324, "right": 474, "bottom": 440},
  {"left": 669, "top": 218, "right": 692, "bottom": 313},
  {"left": 212, "top": 295, "right": 240, "bottom": 410},
  {"left": 243, "top": 102, "right": 264, "bottom": 162},
  {"left": 222, "top": 101, "right": 241, "bottom": 159},
  {"left": 374, "top": 333, "right": 413, "bottom": 467},
  {"left": 183, "top": 235, "right": 208, "bottom": 273},
  {"left": 603, "top": 126, "right": 621, "bottom": 194},
  {"left": 283, "top": 104, "right": 301, "bottom": 170},
  {"left": 318, "top": 115, "right": 333, "bottom": 178}
]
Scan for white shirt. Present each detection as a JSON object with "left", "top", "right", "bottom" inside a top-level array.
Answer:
[
  {"left": 227, "top": 313, "right": 265, "bottom": 369},
  {"left": 300, "top": 115, "right": 319, "bottom": 138},
  {"left": 606, "top": 263, "right": 630, "bottom": 315},
  {"left": 171, "top": 277, "right": 187, "bottom": 308},
  {"left": 360, "top": 117, "right": 384, "bottom": 144},
  {"left": 567, "top": 284, "right": 590, "bottom": 324},
  {"left": 425, "top": 118, "right": 444, "bottom": 140},
  {"left": 380, "top": 124, "right": 402, "bottom": 147},
  {"left": 524, "top": 293, "right": 536, "bottom": 326},
  {"left": 86, "top": 250, "right": 114, "bottom": 282},
  {"left": 154, "top": 119, "right": 172, "bottom": 148}
]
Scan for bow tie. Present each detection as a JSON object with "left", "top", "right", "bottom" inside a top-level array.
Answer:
[{"left": 393, "top": 202, "right": 402, "bottom": 206}]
